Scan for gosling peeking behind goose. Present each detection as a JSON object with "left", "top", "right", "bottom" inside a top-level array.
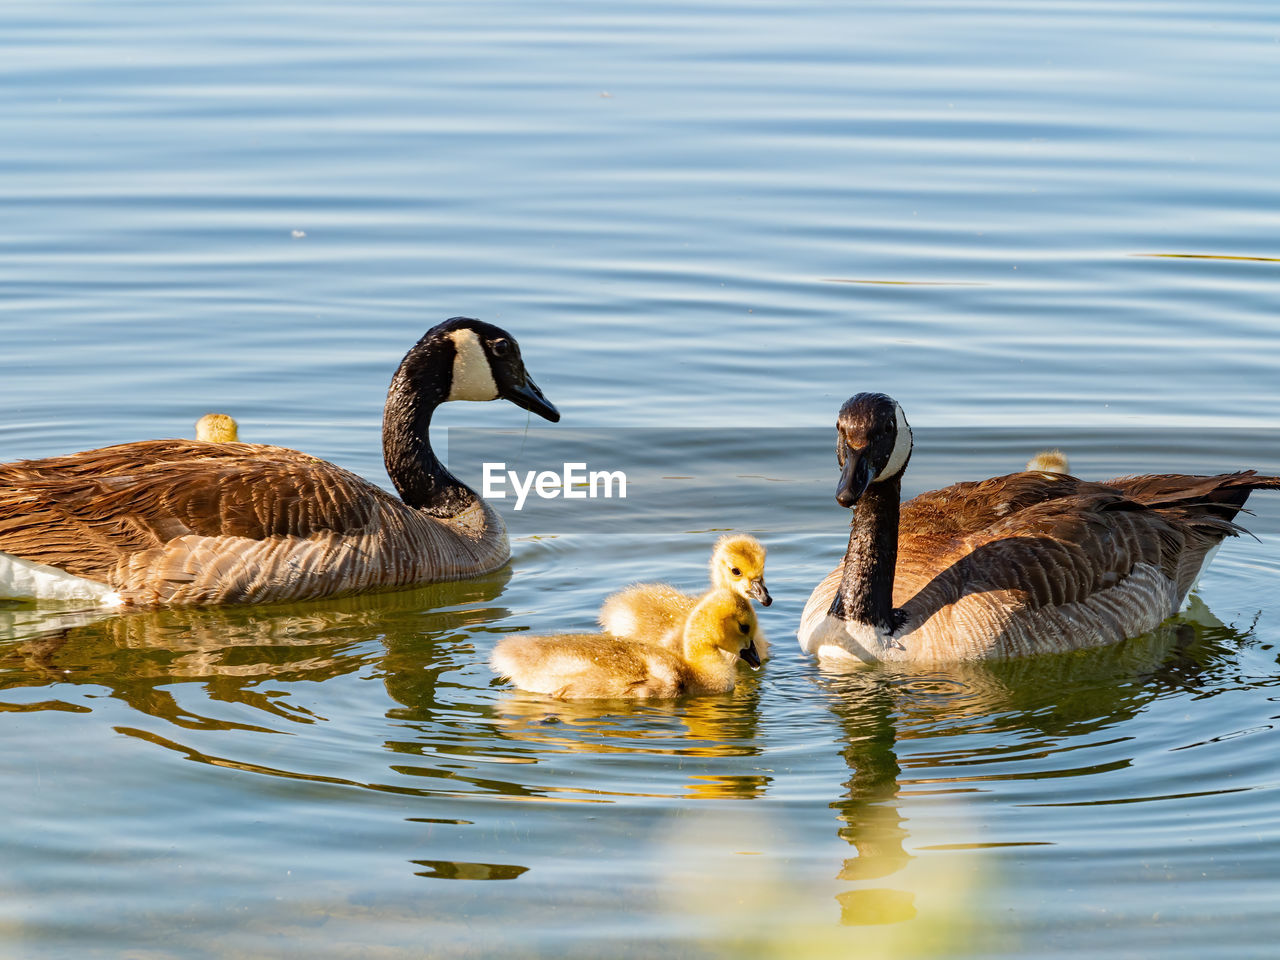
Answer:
[
  {"left": 598, "top": 533, "right": 773, "bottom": 660},
  {"left": 799, "top": 392, "right": 1280, "bottom": 663},
  {"left": 1026, "top": 449, "right": 1070, "bottom": 474},
  {"left": 492, "top": 589, "right": 761, "bottom": 699},
  {"left": 195, "top": 413, "right": 240, "bottom": 443},
  {"left": 0, "top": 317, "right": 559, "bottom": 607}
]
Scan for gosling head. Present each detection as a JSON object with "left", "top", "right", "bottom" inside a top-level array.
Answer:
[
  {"left": 1026, "top": 449, "right": 1070, "bottom": 474},
  {"left": 195, "top": 413, "right": 239, "bottom": 443},
  {"left": 834, "top": 392, "right": 913, "bottom": 508},
  {"left": 687, "top": 590, "right": 762, "bottom": 669},
  {"left": 711, "top": 534, "right": 772, "bottom": 606},
  {"left": 396, "top": 317, "right": 560, "bottom": 423}
]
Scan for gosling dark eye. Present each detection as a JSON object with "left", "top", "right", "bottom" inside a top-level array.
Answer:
[
  {"left": 730, "top": 567, "right": 742, "bottom": 577},
  {"left": 490, "top": 338, "right": 512, "bottom": 358},
  {"left": 738, "top": 622, "right": 750, "bottom": 635}
]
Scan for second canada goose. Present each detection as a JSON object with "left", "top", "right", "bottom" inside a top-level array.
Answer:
[
  {"left": 597, "top": 534, "right": 772, "bottom": 658},
  {"left": 1026, "top": 449, "right": 1070, "bottom": 474},
  {"left": 492, "top": 589, "right": 761, "bottom": 699},
  {"left": 0, "top": 318, "right": 559, "bottom": 607},
  {"left": 799, "top": 392, "right": 1280, "bottom": 663},
  {"left": 195, "top": 413, "right": 240, "bottom": 443}
]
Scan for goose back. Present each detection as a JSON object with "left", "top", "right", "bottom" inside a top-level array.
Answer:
[{"left": 0, "top": 440, "right": 507, "bottom": 605}]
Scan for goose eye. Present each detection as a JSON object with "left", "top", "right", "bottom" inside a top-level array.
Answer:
[
  {"left": 730, "top": 567, "right": 742, "bottom": 577},
  {"left": 490, "top": 338, "right": 512, "bottom": 358},
  {"left": 738, "top": 622, "right": 750, "bottom": 635}
]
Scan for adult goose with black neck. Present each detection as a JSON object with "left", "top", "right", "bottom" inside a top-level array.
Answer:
[
  {"left": 799, "top": 392, "right": 1280, "bottom": 663},
  {"left": 0, "top": 317, "right": 559, "bottom": 607}
]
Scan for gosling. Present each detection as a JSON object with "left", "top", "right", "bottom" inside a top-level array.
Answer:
[
  {"left": 598, "top": 533, "right": 772, "bottom": 659},
  {"left": 492, "top": 589, "right": 761, "bottom": 699},
  {"left": 1026, "top": 449, "right": 1069, "bottom": 474},
  {"left": 195, "top": 413, "right": 240, "bottom": 443}
]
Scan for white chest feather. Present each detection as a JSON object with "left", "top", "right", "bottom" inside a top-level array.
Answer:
[
  {"left": 798, "top": 612, "right": 901, "bottom": 665},
  {"left": 446, "top": 329, "right": 499, "bottom": 402},
  {"left": 0, "top": 551, "right": 123, "bottom": 606}
]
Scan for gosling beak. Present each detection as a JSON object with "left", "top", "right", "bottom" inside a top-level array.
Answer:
[
  {"left": 739, "top": 641, "right": 762, "bottom": 669},
  {"left": 749, "top": 579, "right": 772, "bottom": 606},
  {"left": 504, "top": 373, "right": 560, "bottom": 423},
  {"left": 835, "top": 446, "right": 872, "bottom": 508}
]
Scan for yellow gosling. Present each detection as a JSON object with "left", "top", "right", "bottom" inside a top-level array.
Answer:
[
  {"left": 195, "top": 413, "right": 240, "bottom": 443},
  {"left": 598, "top": 533, "right": 772, "bottom": 660},
  {"left": 1026, "top": 449, "right": 1069, "bottom": 474},
  {"left": 492, "top": 590, "right": 761, "bottom": 699}
]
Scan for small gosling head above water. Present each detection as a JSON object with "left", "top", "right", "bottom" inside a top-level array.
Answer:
[
  {"left": 1026, "top": 449, "right": 1070, "bottom": 474},
  {"left": 686, "top": 587, "right": 762, "bottom": 668},
  {"left": 711, "top": 534, "right": 772, "bottom": 606},
  {"left": 195, "top": 413, "right": 240, "bottom": 443}
]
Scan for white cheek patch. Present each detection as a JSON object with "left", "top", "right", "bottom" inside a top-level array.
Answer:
[
  {"left": 446, "top": 329, "right": 500, "bottom": 402},
  {"left": 875, "top": 402, "right": 912, "bottom": 482}
]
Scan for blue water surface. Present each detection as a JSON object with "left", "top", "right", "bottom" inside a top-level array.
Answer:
[{"left": 2, "top": 1, "right": 1279, "bottom": 957}]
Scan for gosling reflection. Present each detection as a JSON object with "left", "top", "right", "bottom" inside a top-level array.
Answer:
[
  {"left": 488, "top": 684, "right": 767, "bottom": 799},
  {"left": 818, "top": 606, "right": 1240, "bottom": 928}
]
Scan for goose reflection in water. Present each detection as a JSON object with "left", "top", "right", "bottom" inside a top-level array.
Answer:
[
  {"left": 815, "top": 599, "right": 1240, "bottom": 932},
  {"left": 0, "top": 568, "right": 512, "bottom": 733}
]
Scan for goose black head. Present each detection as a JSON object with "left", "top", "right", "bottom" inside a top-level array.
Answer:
[
  {"left": 426, "top": 317, "right": 560, "bottom": 422},
  {"left": 834, "top": 392, "right": 912, "bottom": 508}
]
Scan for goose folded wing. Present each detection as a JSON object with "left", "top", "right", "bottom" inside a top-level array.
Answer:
[
  {"left": 0, "top": 453, "right": 390, "bottom": 583},
  {"left": 902, "top": 471, "right": 1093, "bottom": 539},
  {"left": 0, "top": 440, "right": 318, "bottom": 481},
  {"left": 900, "top": 491, "right": 1185, "bottom": 615},
  {"left": 1104, "top": 470, "right": 1280, "bottom": 525}
]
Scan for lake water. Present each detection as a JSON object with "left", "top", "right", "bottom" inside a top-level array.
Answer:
[{"left": 3, "top": 1, "right": 1280, "bottom": 957}]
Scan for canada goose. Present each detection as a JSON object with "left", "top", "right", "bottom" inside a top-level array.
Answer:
[
  {"left": 598, "top": 534, "right": 773, "bottom": 659},
  {"left": 492, "top": 589, "right": 761, "bottom": 699},
  {"left": 195, "top": 413, "right": 239, "bottom": 443},
  {"left": 1026, "top": 449, "right": 1069, "bottom": 474},
  {"left": 799, "top": 392, "right": 1280, "bottom": 663},
  {"left": 0, "top": 317, "right": 559, "bottom": 607}
]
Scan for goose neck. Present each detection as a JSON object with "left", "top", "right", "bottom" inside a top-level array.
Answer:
[
  {"left": 833, "top": 475, "right": 901, "bottom": 632},
  {"left": 381, "top": 364, "right": 477, "bottom": 516}
]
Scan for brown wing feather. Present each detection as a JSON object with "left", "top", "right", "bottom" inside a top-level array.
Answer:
[
  {"left": 0, "top": 441, "right": 393, "bottom": 582},
  {"left": 899, "top": 471, "right": 1092, "bottom": 540},
  {"left": 849, "top": 471, "right": 1280, "bottom": 624},
  {"left": 904, "top": 494, "right": 1162, "bottom": 616},
  {"left": 2, "top": 440, "right": 317, "bottom": 480},
  {"left": 896, "top": 471, "right": 1280, "bottom": 607},
  {"left": 1106, "top": 470, "right": 1280, "bottom": 522}
]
